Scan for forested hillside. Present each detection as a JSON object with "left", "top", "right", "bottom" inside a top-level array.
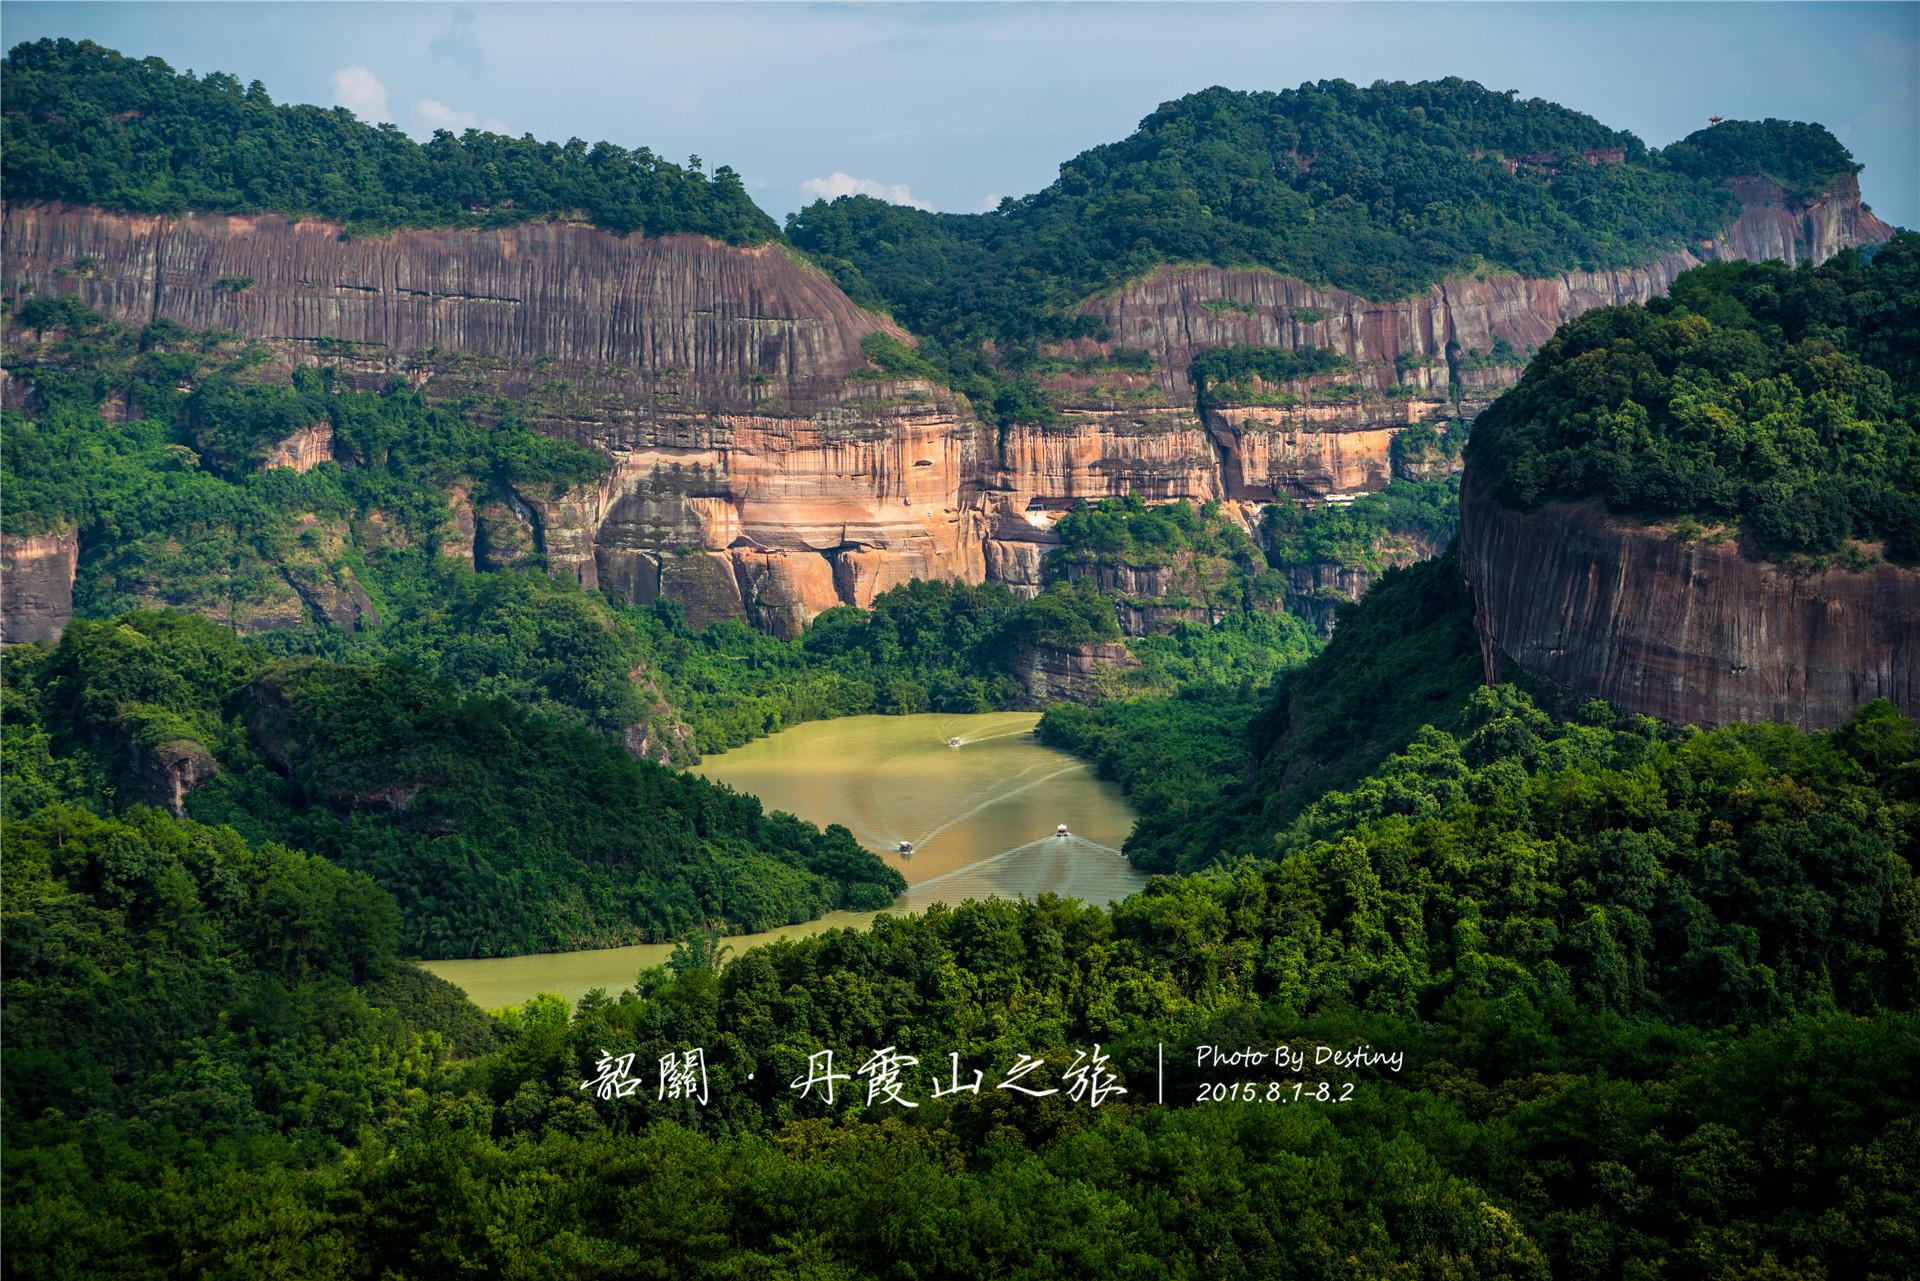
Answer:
[
  {"left": 1467, "top": 233, "right": 1920, "bottom": 560},
  {"left": 6, "top": 688, "right": 1915, "bottom": 1276},
  {"left": 1, "top": 37, "right": 777, "bottom": 242},
  {"left": 6, "top": 38, "right": 1916, "bottom": 1279},
  {"left": 2, "top": 611, "right": 907, "bottom": 957}
]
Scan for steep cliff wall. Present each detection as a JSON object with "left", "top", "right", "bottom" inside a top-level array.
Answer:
[
  {"left": 1458, "top": 470, "right": 1918, "bottom": 730},
  {"left": 1077, "top": 253, "right": 1702, "bottom": 408},
  {"left": 5, "top": 178, "right": 1892, "bottom": 647},
  {"left": 1700, "top": 174, "right": 1895, "bottom": 269},
  {"left": 1, "top": 528, "right": 78, "bottom": 644},
  {"left": 1, "top": 202, "right": 895, "bottom": 410}
]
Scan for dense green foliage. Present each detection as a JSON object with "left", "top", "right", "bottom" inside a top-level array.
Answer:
[
  {"left": 6, "top": 691, "right": 1916, "bottom": 1276},
  {"left": 1467, "top": 235, "right": 1920, "bottom": 560},
  {"left": 1047, "top": 553, "right": 1484, "bottom": 874},
  {"left": 1040, "top": 681, "right": 1265, "bottom": 835},
  {"left": 1054, "top": 493, "right": 1260, "bottom": 564},
  {"left": 1662, "top": 118, "right": 1864, "bottom": 201},
  {"left": 5, "top": 51, "right": 1913, "bottom": 1274},
  {"left": 788, "top": 81, "right": 1795, "bottom": 347},
  {"left": 1261, "top": 476, "right": 1460, "bottom": 573},
  {"left": 624, "top": 579, "right": 1119, "bottom": 753},
  {"left": 2, "top": 38, "right": 777, "bottom": 242},
  {"left": 3, "top": 613, "right": 905, "bottom": 957},
  {"left": 1190, "top": 343, "right": 1352, "bottom": 404},
  {"left": 1040, "top": 495, "right": 1466, "bottom": 854}
]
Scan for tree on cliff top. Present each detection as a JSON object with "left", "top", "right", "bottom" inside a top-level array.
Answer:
[
  {"left": 1465, "top": 233, "right": 1920, "bottom": 562},
  {"left": 0, "top": 38, "right": 779, "bottom": 244},
  {"left": 1663, "top": 117, "right": 1865, "bottom": 202}
]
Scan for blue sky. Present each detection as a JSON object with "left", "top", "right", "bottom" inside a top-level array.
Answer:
[{"left": 5, "top": 2, "right": 1916, "bottom": 228}]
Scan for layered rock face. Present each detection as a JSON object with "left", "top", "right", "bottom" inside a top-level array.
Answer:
[
  {"left": 1458, "top": 471, "right": 1918, "bottom": 730},
  {"left": 1078, "top": 253, "right": 1702, "bottom": 407},
  {"left": 544, "top": 391, "right": 990, "bottom": 638},
  {"left": 1, "top": 528, "right": 78, "bottom": 644},
  {"left": 4, "top": 178, "right": 1892, "bottom": 649},
  {"left": 1008, "top": 641, "right": 1142, "bottom": 708},
  {"left": 1701, "top": 175, "right": 1895, "bottom": 269},
  {"left": 1, "top": 202, "right": 893, "bottom": 409},
  {"left": 1282, "top": 529, "right": 1452, "bottom": 639}
]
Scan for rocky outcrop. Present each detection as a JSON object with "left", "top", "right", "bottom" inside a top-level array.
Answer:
[
  {"left": 263, "top": 423, "right": 337, "bottom": 473},
  {"left": 1009, "top": 641, "right": 1142, "bottom": 708},
  {"left": 1278, "top": 530, "right": 1453, "bottom": 639},
  {"left": 1077, "top": 253, "right": 1702, "bottom": 409},
  {"left": 1211, "top": 405, "right": 1430, "bottom": 502},
  {"left": 282, "top": 516, "right": 379, "bottom": 630},
  {"left": 1700, "top": 174, "right": 1895, "bottom": 269},
  {"left": 123, "top": 734, "right": 219, "bottom": 816},
  {"left": 622, "top": 663, "right": 697, "bottom": 766},
  {"left": 579, "top": 393, "right": 988, "bottom": 626},
  {"left": 1, "top": 528, "right": 78, "bottom": 644},
  {"left": 1458, "top": 470, "right": 1918, "bottom": 730},
  {"left": 1059, "top": 553, "right": 1247, "bottom": 637}
]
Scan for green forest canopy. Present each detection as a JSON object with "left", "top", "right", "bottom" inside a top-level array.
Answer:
[
  {"left": 787, "top": 85, "right": 1866, "bottom": 345},
  {"left": 3, "top": 611, "right": 907, "bottom": 958},
  {"left": 0, "top": 37, "right": 778, "bottom": 242},
  {"left": 5, "top": 684, "right": 1915, "bottom": 1276},
  {"left": 1465, "top": 234, "right": 1920, "bottom": 560}
]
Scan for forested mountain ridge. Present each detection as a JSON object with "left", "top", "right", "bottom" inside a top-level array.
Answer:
[
  {"left": 1, "top": 37, "right": 778, "bottom": 242},
  {"left": 788, "top": 85, "right": 1885, "bottom": 344}
]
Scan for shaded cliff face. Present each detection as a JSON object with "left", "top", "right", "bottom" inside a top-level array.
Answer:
[
  {"left": 1078, "top": 254, "right": 1701, "bottom": 408},
  {"left": 1458, "top": 470, "right": 1918, "bottom": 730},
  {"left": 1281, "top": 530, "right": 1451, "bottom": 640},
  {"left": 1701, "top": 175, "right": 1895, "bottom": 269},
  {"left": 1, "top": 528, "right": 78, "bottom": 644},
  {"left": 1008, "top": 641, "right": 1142, "bottom": 708},
  {"left": 121, "top": 734, "right": 220, "bottom": 817},
  {"left": 0, "top": 202, "right": 896, "bottom": 410}
]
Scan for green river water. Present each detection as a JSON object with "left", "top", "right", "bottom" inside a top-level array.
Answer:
[{"left": 422, "top": 712, "right": 1142, "bottom": 1009}]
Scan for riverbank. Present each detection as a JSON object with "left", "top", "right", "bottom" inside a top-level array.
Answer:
[{"left": 421, "top": 711, "right": 1142, "bottom": 1009}]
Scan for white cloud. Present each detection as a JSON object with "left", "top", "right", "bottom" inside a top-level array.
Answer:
[
  {"left": 798, "top": 172, "right": 932, "bottom": 211},
  {"left": 972, "top": 192, "right": 1004, "bottom": 213},
  {"left": 330, "top": 66, "right": 390, "bottom": 122},
  {"left": 413, "top": 100, "right": 510, "bottom": 136},
  {"left": 414, "top": 98, "right": 473, "bottom": 131}
]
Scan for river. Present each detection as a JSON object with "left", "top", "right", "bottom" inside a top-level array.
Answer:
[{"left": 422, "top": 712, "right": 1143, "bottom": 1009}]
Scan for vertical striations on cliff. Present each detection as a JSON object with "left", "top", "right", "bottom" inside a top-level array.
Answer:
[{"left": 1458, "top": 470, "right": 1919, "bottom": 731}]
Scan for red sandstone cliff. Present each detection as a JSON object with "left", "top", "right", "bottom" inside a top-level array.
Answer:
[
  {"left": 1, "top": 203, "right": 895, "bottom": 409},
  {"left": 1458, "top": 470, "right": 1918, "bottom": 730},
  {"left": 1700, "top": 174, "right": 1895, "bottom": 269},
  {"left": 1, "top": 528, "right": 78, "bottom": 644},
  {"left": 3, "top": 174, "right": 1892, "bottom": 650}
]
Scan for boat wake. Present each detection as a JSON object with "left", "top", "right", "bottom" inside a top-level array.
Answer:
[
  {"left": 901, "top": 833, "right": 1139, "bottom": 910},
  {"left": 894, "top": 763, "right": 1088, "bottom": 853}
]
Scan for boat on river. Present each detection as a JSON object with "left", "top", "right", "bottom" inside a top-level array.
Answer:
[
  {"left": 948, "top": 737, "right": 962, "bottom": 747},
  {"left": 898, "top": 840, "right": 914, "bottom": 853},
  {"left": 1056, "top": 824, "right": 1070, "bottom": 836}
]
